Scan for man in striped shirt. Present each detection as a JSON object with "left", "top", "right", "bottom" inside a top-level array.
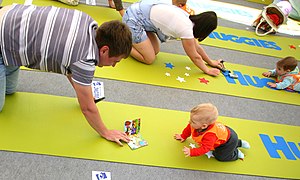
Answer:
[{"left": 0, "top": 4, "right": 132, "bottom": 146}]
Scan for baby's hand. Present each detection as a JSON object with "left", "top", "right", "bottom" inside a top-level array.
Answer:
[
  {"left": 174, "top": 134, "right": 185, "bottom": 142},
  {"left": 262, "top": 71, "right": 271, "bottom": 77},
  {"left": 183, "top": 146, "right": 191, "bottom": 157},
  {"left": 267, "top": 82, "right": 276, "bottom": 88}
]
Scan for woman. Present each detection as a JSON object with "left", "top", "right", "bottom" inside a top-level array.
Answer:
[{"left": 123, "top": 0, "right": 222, "bottom": 76}]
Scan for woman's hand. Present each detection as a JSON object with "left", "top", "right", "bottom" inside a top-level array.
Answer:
[
  {"left": 210, "top": 59, "right": 224, "bottom": 70},
  {"left": 206, "top": 68, "right": 220, "bottom": 76}
]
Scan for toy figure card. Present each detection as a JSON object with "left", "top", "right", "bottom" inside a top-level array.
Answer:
[
  {"left": 124, "top": 118, "right": 148, "bottom": 150},
  {"left": 127, "top": 134, "right": 148, "bottom": 150}
]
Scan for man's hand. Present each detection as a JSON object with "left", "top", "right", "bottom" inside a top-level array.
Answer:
[{"left": 102, "top": 129, "right": 130, "bottom": 146}]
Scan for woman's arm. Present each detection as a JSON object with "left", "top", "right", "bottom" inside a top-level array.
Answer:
[{"left": 181, "top": 38, "right": 220, "bottom": 76}]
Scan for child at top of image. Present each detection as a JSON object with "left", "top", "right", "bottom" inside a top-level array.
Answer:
[
  {"left": 174, "top": 103, "right": 250, "bottom": 161},
  {"left": 262, "top": 56, "right": 300, "bottom": 92}
]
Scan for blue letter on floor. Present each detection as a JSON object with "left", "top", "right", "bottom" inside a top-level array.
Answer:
[{"left": 259, "top": 134, "right": 297, "bottom": 160}]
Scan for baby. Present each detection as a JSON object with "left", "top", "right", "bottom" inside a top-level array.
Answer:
[
  {"left": 263, "top": 56, "right": 299, "bottom": 92},
  {"left": 174, "top": 103, "right": 250, "bottom": 161}
]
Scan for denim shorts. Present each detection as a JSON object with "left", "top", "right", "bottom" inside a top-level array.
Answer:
[
  {"left": 123, "top": 3, "right": 149, "bottom": 44},
  {"left": 123, "top": 2, "right": 168, "bottom": 44}
]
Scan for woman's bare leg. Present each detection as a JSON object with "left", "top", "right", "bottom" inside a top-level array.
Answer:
[
  {"left": 130, "top": 32, "right": 160, "bottom": 64},
  {"left": 147, "top": 32, "right": 160, "bottom": 55}
]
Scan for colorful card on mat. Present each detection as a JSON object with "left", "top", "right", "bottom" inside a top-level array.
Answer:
[{"left": 124, "top": 118, "right": 148, "bottom": 150}]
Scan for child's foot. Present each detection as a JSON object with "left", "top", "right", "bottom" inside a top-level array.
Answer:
[
  {"left": 241, "top": 140, "right": 250, "bottom": 149},
  {"left": 238, "top": 149, "right": 245, "bottom": 159},
  {"left": 108, "top": 0, "right": 115, "bottom": 9}
]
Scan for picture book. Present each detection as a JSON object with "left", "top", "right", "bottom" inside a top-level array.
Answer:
[{"left": 124, "top": 118, "right": 148, "bottom": 150}]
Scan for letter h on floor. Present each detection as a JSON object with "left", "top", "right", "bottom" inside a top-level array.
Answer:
[
  {"left": 224, "top": 71, "right": 274, "bottom": 88},
  {"left": 259, "top": 134, "right": 300, "bottom": 160}
]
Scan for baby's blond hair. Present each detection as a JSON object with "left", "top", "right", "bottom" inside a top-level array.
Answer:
[
  {"left": 172, "top": 0, "right": 187, "bottom": 6},
  {"left": 190, "top": 103, "right": 218, "bottom": 124}
]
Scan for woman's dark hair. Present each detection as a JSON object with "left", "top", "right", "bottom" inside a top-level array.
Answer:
[{"left": 189, "top": 11, "right": 217, "bottom": 42}]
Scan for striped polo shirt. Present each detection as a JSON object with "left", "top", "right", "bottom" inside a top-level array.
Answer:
[{"left": 0, "top": 4, "right": 99, "bottom": 85}]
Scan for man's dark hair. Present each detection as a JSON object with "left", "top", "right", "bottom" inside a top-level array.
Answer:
[{"left": 96, "top": 20, "right": 132, "bottom": 58}]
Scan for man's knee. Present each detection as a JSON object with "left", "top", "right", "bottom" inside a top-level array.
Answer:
[{"left": 6, "top": 83, "right": 18, "bottom": 95}]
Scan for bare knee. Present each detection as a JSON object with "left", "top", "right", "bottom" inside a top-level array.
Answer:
[
  {"left": 143, "top": 56, "right": 156, "bottom": 65},
  {"left": 133, "top": 52, "right": 156, "bottom": 65},
  {"left": 154, "top": 47, "right": 160, "bottom": 55}
]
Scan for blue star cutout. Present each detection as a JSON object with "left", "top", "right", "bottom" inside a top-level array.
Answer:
[{"left": 165, "top": 62, "right": 175, "bottom": 69}]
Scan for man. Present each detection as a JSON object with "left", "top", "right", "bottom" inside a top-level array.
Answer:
[{"left": 0, "top": 4, "right": 132, "bottom": 145}]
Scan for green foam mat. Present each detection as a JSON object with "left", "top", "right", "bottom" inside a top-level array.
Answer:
[
  {"left": 122, "top": 0, "right": 139, "bottom": 3},
  {"left": 94, "top": 52, "right": 300, "bottom": 106},
  {"left": 0, "top": 92, "right": 299, "bottom": 179},
  {"left": 247, "top": 0, "right": 273, "bottom": 5},
  {"left": 203, "top": 26, "right": 300, "bottom": 60},
  {"left": 21, "top": 51, "right": 300, "bottom": 106}
]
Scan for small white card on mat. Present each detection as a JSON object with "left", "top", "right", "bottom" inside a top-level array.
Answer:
[{"left": 91, "top": 81, "right": 105, "bottom": 102}]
